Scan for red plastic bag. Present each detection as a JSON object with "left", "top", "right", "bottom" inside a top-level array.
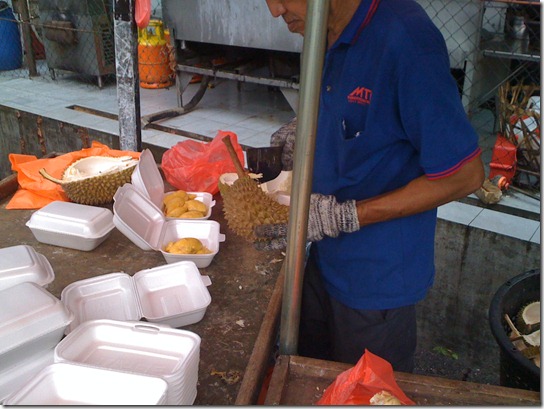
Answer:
[
  {"left": 317, "top": 349, "right": 415, "bottom": 405},
  {"left": 135, "top": 0, "right": 151, "bottom": 28},
  {"left": 161, "top": 131, "right": 245, "bottom": 196}
]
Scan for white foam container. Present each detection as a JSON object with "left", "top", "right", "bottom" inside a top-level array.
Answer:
[
  {"left": 0, "top": 282, "right": 73, "bottom": 371},
  {"left": 0, "top": 245, "right": 55, "bottom": 291},
  {"left": 113, "top": 182, "right": 225, "bottom": 268},
  {"left": 3, "top": 362, "right": 169, "bottom": 405},
  {"left": 54, "top": 319, "right": 200, "bottom": 405},
  {"left": 132, "top": 148, "right": 215, "bottom": 220},
  {"left": 26, "top": 201, "right": 115, "bottom": 251},
  {"left": 61, "top": 261, "right": 212, "bottom": 332},
  {"left": 0, "top": 349, "right": 54, "bottom": 404}
]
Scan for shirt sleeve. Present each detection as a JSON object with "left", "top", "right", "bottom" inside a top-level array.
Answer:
[{"left": 397, "top": 29, "right": 481, "bottom": 180}]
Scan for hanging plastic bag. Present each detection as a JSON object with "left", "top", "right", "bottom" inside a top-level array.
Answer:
[
  {"left": 6, "top": 141, "right": 140, "bottom": 210},
  {"left": 161, "top": 131, "right": 245, "bottom": 196},
  {"left": 135, "top": 0, "right": 151, "bottom": 28},
  {"left": 317, "top": 349, "right": 415, "bottom": 405}
]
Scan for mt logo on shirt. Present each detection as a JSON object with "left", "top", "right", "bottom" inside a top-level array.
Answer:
[{"left": 347, "top": 86, "right": 372, "bottom": 105}]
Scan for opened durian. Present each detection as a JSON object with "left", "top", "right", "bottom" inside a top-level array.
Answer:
[
  {"left": 516, "top": 301, "right": 540, "bottom": 335},
  {"left": 218, "top": 173, "right": 290, "bottom": 243},
  {"left": 40, "top": 155, "right": 138, "bottom": 205}
]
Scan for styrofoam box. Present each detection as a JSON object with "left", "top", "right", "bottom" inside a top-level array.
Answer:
[
  {"left": 0, "top": 349, "right": 54, "bottom": 404},
  {"left": 26, "top": 201, "right": 115, "bottom": 251},
  {"left": 3, "top": 362, "right": 169, "bottom": 405},
  {"left": 61, "top": 261, "right": 212, "bottom": 332},
  {"left": 0, "top": 282, "right": 73, "bottom": 371},
  {"left": 54, "top": 319, "right": 201, "bottom": 405},
  {"left": 131, "top": 148, "right": 215, "bottom": 220},
  {"left": 113, "top": 182, "right": 225, "bottom": 268},
  {"left": 0, "top": 245, "right": 55, "bottom": 291}
]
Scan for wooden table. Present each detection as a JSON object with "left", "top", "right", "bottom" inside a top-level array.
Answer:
[
  {"left": 265, "top": 355, "right": 541, "bottom": 406},
  {"left": 0, "top": 174, "right": 284, "bottom": 405}
]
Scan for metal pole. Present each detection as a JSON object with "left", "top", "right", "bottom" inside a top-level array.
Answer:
[
  {"left": 113, "top": 0, "right": 142, "bottom": 151},
  {"left": 279, "top": 0, "right": 329, "bottom": 356}
]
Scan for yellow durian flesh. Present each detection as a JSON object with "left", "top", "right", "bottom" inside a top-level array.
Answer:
[
  {"left": 162, "top": 190, "right": 207, "bottom": 219},
  {"left": 164, "top": 237, "right": 212, "bottom": 254}
]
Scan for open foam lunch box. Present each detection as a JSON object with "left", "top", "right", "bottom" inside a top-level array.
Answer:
[
  {"left": 131, "top": 148, "right": 215, "bottom": 220},
  {"left": 61, "top": 260, "right": 212, "bottom": 332},
  {"left": 3, "top": 362, "right": 169, "bottom": 405},
  {"left": 54, "top": 319, "right": 201, "bottom": 405},
  {"left": 113, "top": 182, "right": 225, "bottom": 268}
]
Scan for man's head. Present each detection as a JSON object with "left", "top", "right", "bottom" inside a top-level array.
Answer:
[{"left": 265, "top": 0, "right": 308, "bottom": 36}]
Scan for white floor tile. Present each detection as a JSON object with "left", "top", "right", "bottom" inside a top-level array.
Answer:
[
  {"left": 438, "top": 201, "right": 483, "bottom": 226},
  {"left": 470, "top": 209, "right": 540, "bottom": 242}
]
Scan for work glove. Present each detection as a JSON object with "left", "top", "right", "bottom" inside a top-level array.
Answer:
[
  {"left": 270, "top": 117, "right": 297, "bottom": 171},
  {"left": 254, "top": 193, "right": 360, "bottom": 251}
]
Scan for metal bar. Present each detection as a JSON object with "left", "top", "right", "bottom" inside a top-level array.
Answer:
[
  {"left": 114, "top": 0, "right": 142, "bottom": 151},
  {"left": 482, "top": 49, "right": 540, "bottom": 63},
  {"left": 176, "top": 64, "right": 300, "bottom": 90},
  {"left": 279, "top": 0, "right": 329, "bottom": 356}
]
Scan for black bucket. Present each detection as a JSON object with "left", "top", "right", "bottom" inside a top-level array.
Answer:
[{"left": 489, "top": 269, "right": 541, "bottom": 391}]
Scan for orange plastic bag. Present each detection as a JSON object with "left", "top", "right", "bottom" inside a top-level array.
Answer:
[
  {"left": 161, "top": 131, "right": 244, "bottom": 196},
  {"left": 6, "top": 141, "right": 140, "bottom": 210},
  {"left": 317, "top": 349, "right": 415, "bottom": 405}
]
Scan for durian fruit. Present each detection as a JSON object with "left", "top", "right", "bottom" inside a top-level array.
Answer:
[
  {"left": 516, "top": 301, "right": 540, "bottom": 334},
  {"left": 218, "top": 173, "right": 290, "bottom": 243},
  {"left": 522, "top": 330, "right": 540, "bottom": 348},
  {"left": 40, "top": 155, "right": 138, "bottom": 205},
  {"left": 219, "top": 134, "right": 290, "bottom": 244},
  {"left": 164, "top": 237, "right": 212, "bottom": 254}
]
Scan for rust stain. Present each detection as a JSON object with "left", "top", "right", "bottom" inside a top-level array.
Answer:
[
  {"left": 79, "top": 127, "right": 90, "bottom": 147},
  {"left": 37, "top": 116, "right": 46, "bottom": 156}
]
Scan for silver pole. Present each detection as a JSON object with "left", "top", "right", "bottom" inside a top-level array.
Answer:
[
  {"left": 279, "top": 0, "right": 329, "bottom": 356},
  {"left": 114, "top": 0, "right": 142, "bottom": 151}
]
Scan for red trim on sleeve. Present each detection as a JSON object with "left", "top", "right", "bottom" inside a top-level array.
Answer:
[{"left": 426, "top": 148, "right": 482, "bottom": 180}]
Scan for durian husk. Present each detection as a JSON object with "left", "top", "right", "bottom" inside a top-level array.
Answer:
[
  {"left": 219, "top": 176, "right": 290, "bottom": 242},
  {"left": 220, "top": 134, "right": 290, "bottom": 244},
  {"left": 516, "top": 301, "right": 541, "bottom": 335},
  {"left": 39, "top": 156, "right": 137, "bottom": 205}
]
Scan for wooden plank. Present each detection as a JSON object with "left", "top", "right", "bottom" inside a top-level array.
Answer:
[
  {"left": 235, "top": 262, "right": 285, "bottom": 405},
  {"left": 265, "top": 355, "right": 540, "bottom": 406}
]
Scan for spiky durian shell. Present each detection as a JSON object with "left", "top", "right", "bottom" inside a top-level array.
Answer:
[
  {"left": 517, "top": 301, "right": 541, "bottom": 335},
  {"left": 41, "top": 156, "right": 138, "bottom": 205},
  {"left": 219, "top": 176, "right": 289, "bottom": 242},
  {"left": 62, "top": 164, "right": 136, "bottom": 205}
]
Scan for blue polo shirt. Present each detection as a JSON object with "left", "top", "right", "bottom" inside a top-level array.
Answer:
[{"left": 312, "top": 0, "right": 481, "bottom": 310}]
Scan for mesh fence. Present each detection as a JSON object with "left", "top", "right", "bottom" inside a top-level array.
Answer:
[{"left": 0, "top": 0, "right": 540, "bottom": 193}]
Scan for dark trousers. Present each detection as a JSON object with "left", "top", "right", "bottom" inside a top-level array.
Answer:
[{"left": 297, "top": 248, "right": 417, "bottom": 373}]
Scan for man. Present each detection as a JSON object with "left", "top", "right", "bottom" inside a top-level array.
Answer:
[{"left": 259, "top": 0, "right": 485, "bottom": 372}]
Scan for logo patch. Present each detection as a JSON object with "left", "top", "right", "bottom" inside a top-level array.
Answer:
[{"left": 347, "top": 86, "right": 372, "bottom": 105}]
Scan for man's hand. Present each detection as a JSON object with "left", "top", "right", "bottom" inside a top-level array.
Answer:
[{"left": 253, "top": 193, "right": 360, "bottom": 250}]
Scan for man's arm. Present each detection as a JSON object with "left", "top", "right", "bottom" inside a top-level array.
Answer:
[{"left": 356, "top": 155, "right": 485, "bottom": 226}]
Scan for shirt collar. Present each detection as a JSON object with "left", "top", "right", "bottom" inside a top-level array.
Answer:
[{"left": 330, "top": 0, "right": 382, "bottom": 49}]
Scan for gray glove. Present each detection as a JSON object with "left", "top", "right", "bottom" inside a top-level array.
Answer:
[
  {"left": 270, "top": 117, "right": 297, "bottom": 171},
  {"left": 254, "top": 193, "right": 360, "bottom": 251}
]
